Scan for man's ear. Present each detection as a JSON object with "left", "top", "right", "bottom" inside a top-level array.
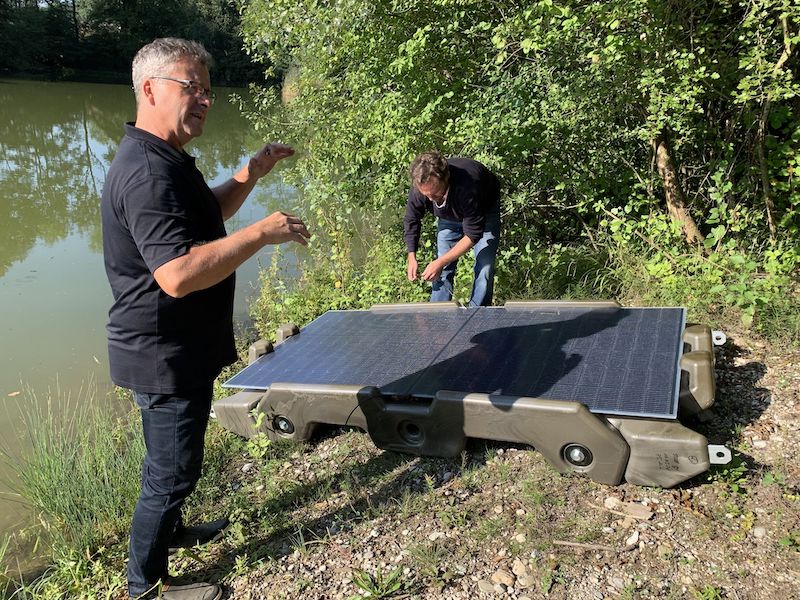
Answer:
[{"left": 142, "top": 78, "right": 156, "bottom": 105}]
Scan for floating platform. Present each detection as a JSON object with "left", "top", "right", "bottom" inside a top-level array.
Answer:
[{"left": 215, "top": 301, "right": 730, "bottom": 487}]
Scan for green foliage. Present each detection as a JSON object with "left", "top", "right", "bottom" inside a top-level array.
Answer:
[
  {"left": 0, "top": 389, "right": 143, "bottom": 556},
  {"left": 1, "top": 0, "right": 261, "bottom": 84},
  {"left": 779, "top": 530, "right": 800, "bottom": 551},
  {"left": 15, "top": 546, "right": 127, "bottom": 599},
  {"left": 761, "top": 470, "right": 787, "bottom": 488},
  {"left": 601, "top": 217, "right": 800, "bottom": 334},
  {"left": 246, "top": 429, "right": 273, "bottom": 462},
  {"left": 349, "top": 566, "right": 405, "bottom": 600},
  {"left": 407, "top": 539, "right": 453, "bottom": 584},
  {"left": 496, "top": 241, "right": 616, "bottom": 301},
  {"left": 0, "top": 3, "right": 78, "bottom": 76},
  {"left": 709, "top": 454, "right": 749, "bottom": 496},
  {"left": 0, "top": 534, "right": 12, "bottom": 597},
  {"left": 692, "top": 585, "right": 725, "bottom": 600},
  {"left": 238, "top": 0, "right": 800, "bottom": 340},
  {"left": 0, "top": 400, "right": 242, "bottom": 597},
  {"left": 250, "top": 233, "right": 427, "bottom": 340}
]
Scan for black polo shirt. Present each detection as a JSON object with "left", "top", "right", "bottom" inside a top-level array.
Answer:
[
  {"left": 101, "top": 123, "right": 236, "bottom": 393},
  {"left": 403, "top": 157, "right": 501, "bottom": 253}
]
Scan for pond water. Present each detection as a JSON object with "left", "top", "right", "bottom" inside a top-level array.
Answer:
[{"left": 0, "top": 79, "right": 301, "bottom": 543}]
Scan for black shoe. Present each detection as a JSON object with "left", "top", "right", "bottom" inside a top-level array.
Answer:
[
  {"left": 131, "top": 581, "right": 222, "bottom": 600},
  {"left": 168, "top": 518, "right": 229, "bottom": 554}
]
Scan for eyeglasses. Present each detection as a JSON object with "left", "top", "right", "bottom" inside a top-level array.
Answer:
[{"left": 149, "top": 76, "right": 216, "bottom": 103}]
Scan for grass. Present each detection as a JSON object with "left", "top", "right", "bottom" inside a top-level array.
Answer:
[
  {"left": 394, "top": 488, "right": 428, "bottom": 520},
  {"left": 1, "top": 402, "right": 797, "bottom": 598},
  {"left": 471, "top": 515, "right": 505, "bottom": 543},
  {"left": 520, "top": 476, "right": 564, "bottom": 511},
  {"left": 692, "top": 585, "right": 725, "bottom": 600},
  {"left": 0, "top": 384, "right": 243, "bottom": 599},
  {"left": 0, "top": 385, "right": 143, "bottom": 556},
  {"left": 288, "top": 524, "right": 331, "bottom": 556},
  {"left": 350, "top": 566, "right": 405, "bottom": 599},
  {"left": 0, "top": 535, "right": 12, "bottom": 597}
]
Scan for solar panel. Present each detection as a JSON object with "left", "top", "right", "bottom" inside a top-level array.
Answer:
[
  {"left": 408, "top": 306, "right": 685, "bottom": 418},
  {"left": 223, "top": 309, "right": 472, "bottom": 396},
  {"left": 223, "top": 305, "right": 686, "bottom": 419}
]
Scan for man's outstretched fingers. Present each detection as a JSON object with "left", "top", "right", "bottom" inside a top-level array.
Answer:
[{"left": 261, "top": 211, "right": 310, "bottom": 245}]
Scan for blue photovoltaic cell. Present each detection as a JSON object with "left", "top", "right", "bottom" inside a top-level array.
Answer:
[{"left": 223, "top": 305, "right": 686, "bottom": 419}]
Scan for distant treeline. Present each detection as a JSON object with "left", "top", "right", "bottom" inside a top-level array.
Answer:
[{"left": 0, "top": 0, "right": 265, "bottom": 85}]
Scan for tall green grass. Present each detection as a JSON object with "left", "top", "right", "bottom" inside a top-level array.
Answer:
[
  {"left": 0, "top": 535, "right": 12, "bottom": 597},
  {"left": 0, "top": 385, "right": 241, "bottom": 598},
  {"left": 1, "top": 385, "right": 144, "bottom": 557}
]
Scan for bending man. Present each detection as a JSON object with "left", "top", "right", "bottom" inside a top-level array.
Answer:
[{"left": 403, "top": 151, "right": 501, "bottom": 307}]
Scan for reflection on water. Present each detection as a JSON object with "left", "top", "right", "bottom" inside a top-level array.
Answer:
[{"left": 0, "top": 79, "right": 299, "bottom": 543}]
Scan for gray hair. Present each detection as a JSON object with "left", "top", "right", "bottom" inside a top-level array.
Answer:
[
  {"left": 410, "top": 151, "right": 449, "bottom": 185},
  {"left": 132, "top": 38, "right": 213, "bottom": 105}
]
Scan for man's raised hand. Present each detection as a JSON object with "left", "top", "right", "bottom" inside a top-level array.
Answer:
[{"left": 248, "top": 143, "right": 295, "bottom": 179}]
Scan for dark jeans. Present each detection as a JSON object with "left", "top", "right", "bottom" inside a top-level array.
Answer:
[{"left": 128, "top": 386, "right": 212, "bottom": 596}]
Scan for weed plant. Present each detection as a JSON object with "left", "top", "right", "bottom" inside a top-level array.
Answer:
[
  {"left": 250, "top": 218, "right": 799, "bottom": 351},
  {"left": 0, "top": 535, "right": 11, "bottom": 597},
  {"left": 349, "top": 566, "right": 405, "bottom": 599},
  {"left": 0, "top": 387, "right": 142, "bottom": 558}
]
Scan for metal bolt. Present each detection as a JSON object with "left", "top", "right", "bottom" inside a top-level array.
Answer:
[{"left": 569, "top": 447, "right": 586, "bottom": 463}]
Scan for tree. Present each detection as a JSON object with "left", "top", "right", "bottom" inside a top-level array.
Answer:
[
  {"left": 239, "top": 0, "right": 799, "bottom": 247},
  {"left": 1, "top": 0, "right": 263, "bottom": 84},
  {"left": 238, "top": 0, "right": 800, "bottom": 331}
]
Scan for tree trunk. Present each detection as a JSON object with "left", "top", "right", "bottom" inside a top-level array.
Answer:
[
  {"left": 756, "top": 99, "right": 777, "bottom": 240},
  {"left": 652, "top": 134, "right": 705, "bottom": 245},
  {"left": 70, "top": 0, "right": 79, "bottom": 42},
  {"left": 756, "top": 14, "right": 795, "bottom": 241}
]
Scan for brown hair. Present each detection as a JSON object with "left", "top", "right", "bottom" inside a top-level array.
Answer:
[{"left": 409, "top": 151, "right": 449, "bottom": 185}]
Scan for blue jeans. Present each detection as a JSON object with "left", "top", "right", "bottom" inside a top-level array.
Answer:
[
  {"left": 431, "top": 208, "right": 501, "bottom": 307},
  {"left": 128, "top": 386, "right": 212, "bottom": 596}
]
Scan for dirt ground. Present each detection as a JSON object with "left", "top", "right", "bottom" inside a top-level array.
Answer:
[{"left": 176, "top": 330, "right": 800, "bottom": 600}]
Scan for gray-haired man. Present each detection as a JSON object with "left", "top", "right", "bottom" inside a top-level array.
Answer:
[{"left": 101, "top": 38, "right": 310, "bottom": 599}]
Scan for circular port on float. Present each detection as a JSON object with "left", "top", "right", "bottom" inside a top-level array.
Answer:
[
  {"left": 563, "top": 443, "right": 593, "bottom": 467},
  {"left": 398, "top": 421, "right": 424, "bottom": 445},
  {"left": 273, "top": 415, "right": 295, "bottom": 435}
]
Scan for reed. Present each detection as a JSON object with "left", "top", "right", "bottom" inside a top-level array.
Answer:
[
  {"left": 0, "top": 535, "right": 11, "bottom": 596},
  {"left": 1, "top": 384, "right": 143, "bottom": 556}
]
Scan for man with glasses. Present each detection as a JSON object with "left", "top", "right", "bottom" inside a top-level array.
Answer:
[
  {"left": 101, "top": 38, "right": 310, "bottom": 600},
  {"left": 404, "top": 151, "right": 501, "bottom": 307}
]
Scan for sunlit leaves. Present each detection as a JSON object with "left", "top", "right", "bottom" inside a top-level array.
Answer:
[{"left": 237, "top": 0, "right": 800, "bottom": 331}]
